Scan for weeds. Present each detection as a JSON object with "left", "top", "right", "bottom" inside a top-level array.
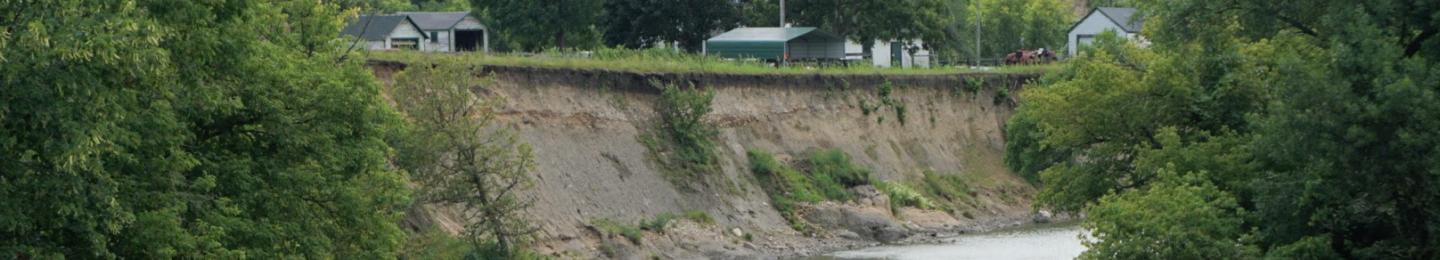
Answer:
[
  {"left": 876, "top": 181, "right": 935, "bottom": 212},
  {"left": 592, "top": 218, "right": 644, "bottom": 244},
  {"left": 807, "top": 150, "right": 872, "bottom": 201},
  {"left": 682, "top": 210, "right": 715, "bottom": 225},
  {"left": 747, "top": 149, "right": 874, "bottom": 233},
  {"left": 858, "top": 81, "right": 908, "bottom": 125},
  {"left": 642, "top": 81, "right": 720, "bottom": 186}
]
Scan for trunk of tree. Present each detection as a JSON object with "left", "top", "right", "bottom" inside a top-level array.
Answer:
[{"left": 556, "top": 30, "right": 568, "bottom": 50}]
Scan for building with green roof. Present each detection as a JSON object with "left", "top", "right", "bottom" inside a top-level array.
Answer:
[{"left": 704, "top": 27, "right": 845, "bottom": 61}]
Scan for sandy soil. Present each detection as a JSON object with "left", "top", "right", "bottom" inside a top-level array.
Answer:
[{"left": 372, "top": 62, "right": 1045, "bottom": 259}]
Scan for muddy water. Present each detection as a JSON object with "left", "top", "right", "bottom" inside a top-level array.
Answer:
[{"left": 818, "top": 222, "right": 1087, "bottom": 260}]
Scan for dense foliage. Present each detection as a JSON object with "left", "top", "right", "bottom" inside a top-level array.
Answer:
[
  {"left": 602, "top": 0, "right": 740, "bottom": 52},
  {"left": 470, "top": 0, "right": 604, "bottom": 51},
  {"left": 0, "top": 0, "right": 409, "bottom": 258},
  {"left": 957, "top": 0, "right": 1075, "bottom": 59},
  {"left": 388, "top": 63, "right": 538, "bottom": 257},
  {"left": 642, "top": 82, "right": 721, "bottom": 184},
  {"left": 1010, "top": 0, "right": 1440, "bottom": 257},
  {"left": 747, "top": 149, "right": 874, "bottom": 231}
]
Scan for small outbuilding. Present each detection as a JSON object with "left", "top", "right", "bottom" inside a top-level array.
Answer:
[
  {"left": 705, "top": 27, "right": 845, "bottom": 62},
  {"left": 397, "top": 11, "right": 489, "bottom": 52},
  {"left": 341, "top": 15, "right": 429, "bottom": 51},
  {"left": 1066, "top": 7, "right": 1145, "bottom": 56},
  {"left": 845, "top": 40, "right": 932, "bottom": 68}
]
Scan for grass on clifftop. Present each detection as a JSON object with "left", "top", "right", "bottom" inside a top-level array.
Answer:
[{"left": 366, "top": 48, "right": 1060, "bottom": 76}]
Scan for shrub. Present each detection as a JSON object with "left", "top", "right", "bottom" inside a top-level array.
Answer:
[
  {"left": 877, "top": 181, "right": 935, "bottom": 212},
  {"left": 592, "top": 219, "right": 644, "bottom": 244},
  {"left": 993, "top": 86, "right": 1010, "bottom": 105},
  {"left": 965, "top": 77, "right": 985, "bottom": 94},
  {"left": 809, "top": 149, "right": 871, "bottom": 187},
  {"left": 919, "top": 171, "right": 972, "bottom": 202},
  {"left": 640, "top": 214, "right": 676, "bottom": 232},
  {"left": 683, "top": 210, "right": 715, "bottom": 225},
  {"left": 644, "top": 81, "right": 720, "bottom": 183},
  {"left": 748, "top": 150, "right": 824, "bottom": 203},
  {"left": 402, "top": 227, "right": 472, "bottom": 260}
]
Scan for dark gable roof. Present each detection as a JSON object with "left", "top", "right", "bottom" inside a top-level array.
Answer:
[
  {"left": 707, "top": 27, "right": 842, "bottom": 42},
  {"left": 1068, "top": 7, "right": 1144, "bottom": 34},
  {"left": 1097, "top": 7, "right": 1143, "bottom": 33},
  {"left": 341, "top": 15, "right": 427, "bottom": 41},
  {"left": 396, "top": 12, "right": 472, "bottom": 31}
]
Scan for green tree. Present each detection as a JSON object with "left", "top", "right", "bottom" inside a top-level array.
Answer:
[
  {"left": 1081, "top": 169, "right": 1259, "bottom": 259},
  {"left": 414, "top": 0, "right": 471, "bottom": 11},
  {"left": 472, "top": 0, "right": 603, "bottom": 51},
  {"left": 739, "top": 0, "right": 780, "bottom": 27},
  {"left": 338, "top": 0, "right": 417, "bottom": 12},
  {"left": 389, "top": 63, "right": 539, "bottom": 257},
  {"left": 1014, "top": 0, "right": 1440, "bottom": 257},
  {"left": 1, "top": 0, "right": 409, "bottom": 258},
  {"left": 961, "top": 0, "right": 1073, "bottom": 59},
  {"left": 785, "top": 0, "right": 952, "bottom": 55},
  {"left": 602, "top": 0, "right": 740, "bottom": 52}
]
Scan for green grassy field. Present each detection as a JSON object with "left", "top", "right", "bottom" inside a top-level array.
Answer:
[{"left": 366, "top": 48, "right": 1059, "bottom": 76}]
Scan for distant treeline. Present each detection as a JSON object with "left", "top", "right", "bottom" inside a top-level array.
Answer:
[{"left": 345, "top": 0, "right": 1083, "bottom": 62}]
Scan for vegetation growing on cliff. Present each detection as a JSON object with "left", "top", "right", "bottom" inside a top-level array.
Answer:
[
  {"left": 641, "top": 81, "right": 721, "bottom": 186},
  {"left": 746, "top": 149, "right": 876, "bottom": 232},
  {"left": 858, "top": 81, "right": 910, "bottom": 125},
  {"left": 389, "top": 62, "right": 540, "bottom": 258},
  {"left": 1009, "top": 0, "right": 1440, "bottom": 257}
]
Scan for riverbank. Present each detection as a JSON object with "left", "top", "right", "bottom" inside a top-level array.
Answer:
[
  {"left": 820, "top": 221, "right": 1086, "bottom": 260},
  {"left": 369, "top": 58, "right": 1049, "bottom": 259}
]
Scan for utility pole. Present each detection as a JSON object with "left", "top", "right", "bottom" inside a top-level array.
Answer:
[
  {"left": 974, "top": 0, "right": 981, "bottom": 66},
  {"left": 780, "top": 0, "right": 786, "bottom": 27}
]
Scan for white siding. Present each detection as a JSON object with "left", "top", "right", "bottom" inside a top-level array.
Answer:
[
  {"left": 454, "top": 16, "right": 485, "bottom": 30},
  {"left": 843, "top": 40, "right": 930, "bottom": 68},
  {"left": 1067, "top": 11, "right": 1135, "bottom": 56},
  {"left": 423, "top": 30, "right": 452, "bottom": 52},
  {"left": 389, "top": 22, "right": 426, "bottom": 51},
  {"left": 367, "top": 40, "right": 386, "bottom": 50}
]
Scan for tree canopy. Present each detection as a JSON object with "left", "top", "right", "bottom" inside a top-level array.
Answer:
[
  {"left": 1, "top": 0, "right": 409, "bottom": 258},
  {"left": 471, "top": 0, "right": 604, "bottom": 51},
  {"left": 1011, "top": 0, "right": 1440, "bottom": 257},
  {"left": 602, "top": 0, "right": 740, "bottom": 52}
]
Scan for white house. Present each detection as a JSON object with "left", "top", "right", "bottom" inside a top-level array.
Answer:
[
  {"left": 341, "top": 15, "right": 429, "bottom": 51},
  {"left": 844, "top": 40, "right": 931, "bottom": 68},
  {"left": 397, "top": 12, "right": 489, "bottom": 52},
  {"left": 1067, "top": 7, "right": 1145, "bottom": 56}
]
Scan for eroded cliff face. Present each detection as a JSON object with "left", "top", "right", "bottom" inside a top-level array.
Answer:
[{"left": 373, "top": 62, "right": 1042, "bottom": 259}]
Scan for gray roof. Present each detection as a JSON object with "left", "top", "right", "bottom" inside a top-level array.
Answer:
[
  {"left": 341, "top": 15, "right": 426, "bottom": 41},
  {"left": 1095, "top": 7, "right": 1143, "bottom": 33},
  {"left": 707, "top": 27, "right": 842, "bottom": 42},
  {"left": 396, "top": 11, "right": 472, "bottom": 31}
]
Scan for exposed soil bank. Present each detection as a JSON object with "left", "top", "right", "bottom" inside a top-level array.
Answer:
[{"left": 371, "top": 60, "right": 1045, "bottom": 259}]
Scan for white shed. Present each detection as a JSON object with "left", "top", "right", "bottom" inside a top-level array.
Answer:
[
  {"left": 844, "top": 40, "right": 931, "bottom": 68},
  {"left": 1066, "top": 7, "right": 1145, "bottom": 56},
  {"left": 341, "top": 15, "right": 430, "bottom": 51},
  {"left": 397, "top": 12, "right": 490, "bottom": 53}
]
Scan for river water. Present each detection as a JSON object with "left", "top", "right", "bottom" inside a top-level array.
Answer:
[{"left": 816, "top": 222, "right": 1087, "bottom": 260}]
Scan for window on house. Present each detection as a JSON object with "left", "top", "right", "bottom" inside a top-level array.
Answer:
[
  {"left": 430, "top": 32, "right": 439, "bottom": 43},
  {"left": 392, "top": 38, "right": 420, "bottom": 50}
]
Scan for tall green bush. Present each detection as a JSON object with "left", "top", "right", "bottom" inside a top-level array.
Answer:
[{"left": 644, "top": 81, "right": 720, "bottom": 183}]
